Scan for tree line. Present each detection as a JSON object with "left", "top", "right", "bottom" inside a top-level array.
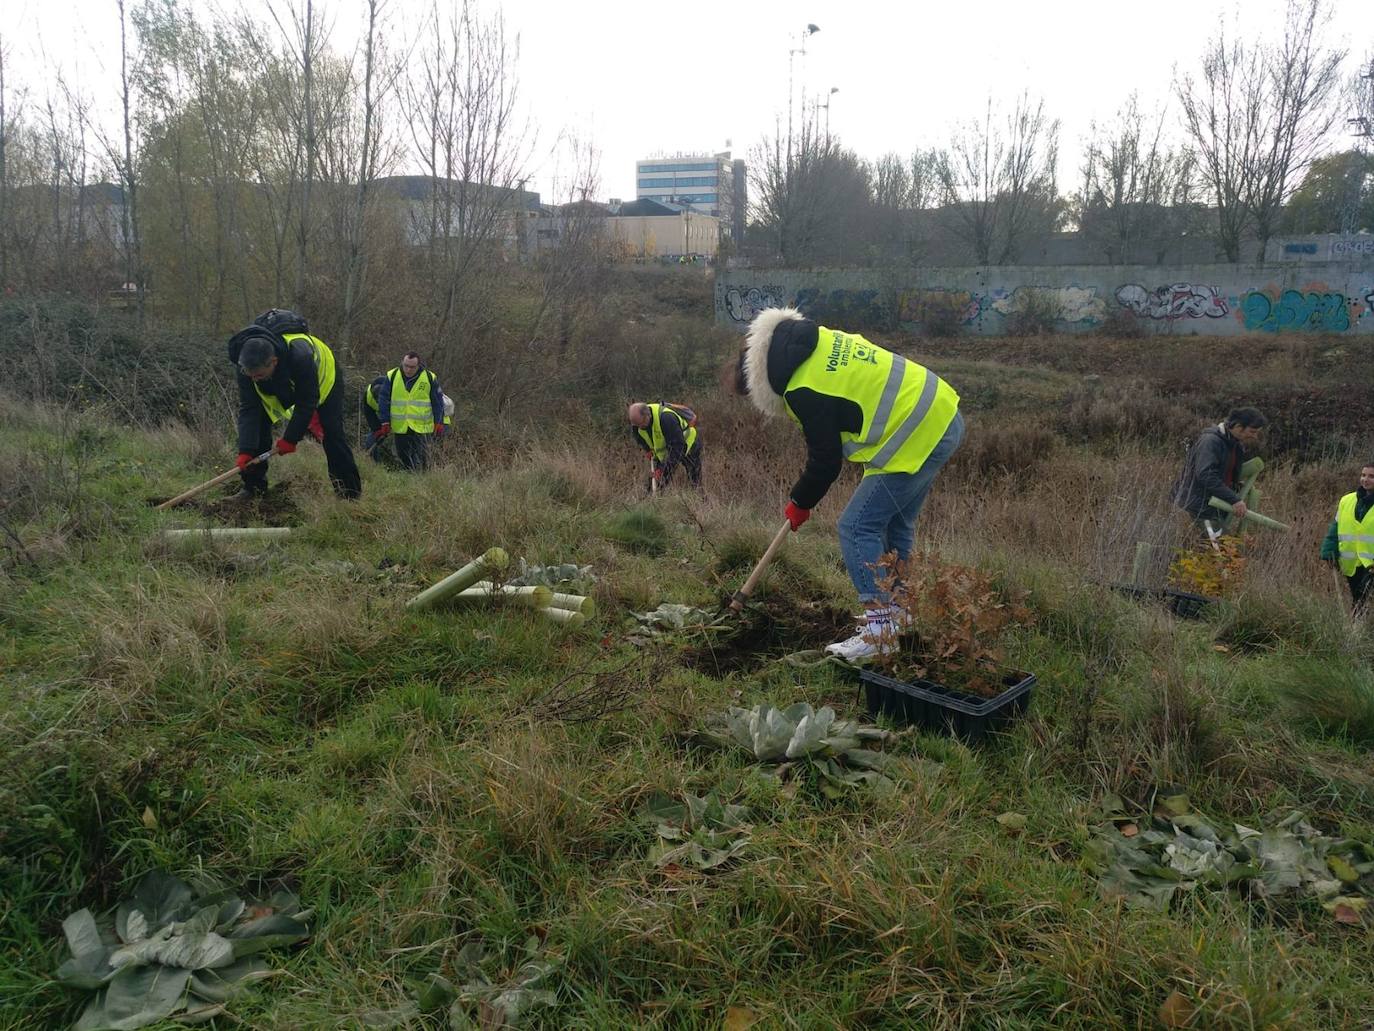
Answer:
[
  {"left": 0, "top": 0, "right": 1370, "bottom": 346},
  {"left": 749, "top": 0, "right": 1372, "bottom": 267}
]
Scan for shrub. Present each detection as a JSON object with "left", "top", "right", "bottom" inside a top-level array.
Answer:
[
  {"left": 1004, "top": 290, "right": 1062, "bottom": 337},
  {"left": 1273, "top": 659, "right": 1374, "bottom": 746},
  {"left": 603, "top": 507, "right": 668, "bottom": 555}
]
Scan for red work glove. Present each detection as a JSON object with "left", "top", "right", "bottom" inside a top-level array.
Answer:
[
  {"left": 784, "top": 500, "right": 811, "bottom": 532},
  {"left": 652, "top": 466, "right": 664, "bottom": 482},
  {"left": 274, "top": 438, "right": 297, "bottom": 456},
  {"left": 307, "top": 411, "right": 324, "bottom": 442},
  {"left": 376, "top": 422, "right": 391, "bottom": 438},
  {"left": 236, "top": 452, "right": 256, "bottom": 472},
  {"left": 433, "top": 423, "right": 446, "bottom": 438}
]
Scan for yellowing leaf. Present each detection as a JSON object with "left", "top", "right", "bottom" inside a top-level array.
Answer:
[
  {"left": 141, "top": 806, "right": 158, "bottom": 830},
  {"left": 1120, "top": 823, "right": 1139, "bottom": 838},
  {"left": 724, "top": 1006, "right": 760, "bottom": 1031},
  {"left": 1327, "top": 855, "right": 1359, "bottom": 883},
  {"left": 1158, "top": 989, "right": 1195, "bottom": 1027},
  {"left": 995, "top": 812, "right": 1027, "bottom": 835}
]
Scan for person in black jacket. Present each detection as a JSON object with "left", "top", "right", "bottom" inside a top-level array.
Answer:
[
  {"left": 1170, "top": 407, "right": 1266, "bottom": 529},
  {"left": 227, "top": 314, "right": 362, "bottom": 500}
]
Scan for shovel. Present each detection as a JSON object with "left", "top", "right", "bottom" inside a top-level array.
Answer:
[
  {"left": 729, "top": 520, "right": 792, "bottom": 613},
  {"left": 155, "top": 450, "right": 273, "bottom": 511}
]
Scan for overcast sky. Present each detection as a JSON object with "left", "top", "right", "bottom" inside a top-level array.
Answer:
[{"left": 6, "top": 0, "right": 1371, "bottom": 203}]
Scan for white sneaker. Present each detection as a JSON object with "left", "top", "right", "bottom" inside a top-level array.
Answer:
[{"left": 824, "top": 623, "right": 896, "bottom": 664}]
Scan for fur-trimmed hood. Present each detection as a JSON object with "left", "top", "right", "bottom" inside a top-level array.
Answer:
[{"left": 742, "top": 307, "right": 818, "bottom": 418}]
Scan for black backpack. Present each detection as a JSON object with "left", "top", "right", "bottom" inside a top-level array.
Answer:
[{"left": 253, "top": 308, "right": 310, "bottom": 338}]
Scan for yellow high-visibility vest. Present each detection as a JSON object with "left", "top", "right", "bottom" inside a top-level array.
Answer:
[
  {"left": 636, "top": 403, "right": 697, "bottom": 461},
  {"left": 1337, "top": 491, "right": 1374, "bottom": 576},
  {"left": 253, "top": 333, "right": 337, "bottom": 422},
  {"left": 783, "top": 327, "right": 958, "bottom": 475},
  {"left": 385, "top": 367, "right": 438, "bottom": 434}
]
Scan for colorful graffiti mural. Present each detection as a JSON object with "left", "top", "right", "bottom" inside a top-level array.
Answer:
[
  {"left": 896, "top": 289, "right": 982, "bottom": 325},
  {"left": 722, "top": 285, "right": 786, "bottom": 324},
  {"left": 1239, "top": 288, "right": 1353, "bottom": 333},
  {"left": 1115, "top": 283, "right": 1229, "bottom": 319},
  {"left": 988, "top": 286, "right": 1105, "bottom": 324}
]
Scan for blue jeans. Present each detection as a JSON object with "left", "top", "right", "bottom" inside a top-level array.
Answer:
[{"left": 837, "top": 410, "right": 965, "bottom": 603}]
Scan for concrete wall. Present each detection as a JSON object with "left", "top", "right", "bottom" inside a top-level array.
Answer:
[
  {"left": 715, "top": 263, "right": 1374, "bottom": 336},
  {"left": 1264, "top": 234, "right": 1374, "bottom": 264}
]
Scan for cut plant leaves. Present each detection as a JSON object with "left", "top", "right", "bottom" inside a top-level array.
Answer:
[{"left": 55, "top": 872, "right": 310, "bottom": 1030}]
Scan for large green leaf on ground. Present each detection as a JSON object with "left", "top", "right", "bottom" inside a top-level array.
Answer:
[
  {"left": 74, "top": 965, "right": 192, "bottom": 1031},
  {"left": 114, "top": 872, "right": 195, "bottom": 944}
]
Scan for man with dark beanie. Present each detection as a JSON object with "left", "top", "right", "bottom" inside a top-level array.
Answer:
[
  {"left": 1170, "top": 407, "right": 1266, "bottom": 529},
  {"left": 226, "top": 309, "right": 362, "bottom": 500},
  {"left": 1321, "top": 462, "right": 1374, "bottom": 613},
  {"left": 734, "top": 307, "right": 964, "bottom": 663}
]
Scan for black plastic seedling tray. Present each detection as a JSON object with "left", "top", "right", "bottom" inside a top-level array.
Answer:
[
  {"left": 1109, "top": 583, "right": 1214, "bottom": 620},
  {"left": 860, "top": 667, "right": 1035, "bottom": 742}
]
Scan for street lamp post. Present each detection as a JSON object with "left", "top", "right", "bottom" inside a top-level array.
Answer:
[
  {"left": 787, "top": 23, "right": 820, "bottom": 166},
  {"left": 820, "top": 86, "right": 839, "bottom": 138}
]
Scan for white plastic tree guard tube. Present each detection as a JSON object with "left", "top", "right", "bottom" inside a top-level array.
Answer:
[
  {"left": 451, "top": 584, "right": 554, "bottom": 608},
  {"left": 405, "top": 548, "right": 510, "bottom": 611},
  {"left": 546, "top": 592, "right": 596, "bottom": 617},
  {"left": 539, "top": 607, "right": 586, "bottom": 627}
]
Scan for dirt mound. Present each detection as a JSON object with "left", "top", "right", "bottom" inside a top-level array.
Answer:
[
  {"left": 147, "top": 483, "right": 303, "bottom": 526},
  {"left": 681, "top": 595, "right": 855, "bottom": 677}
]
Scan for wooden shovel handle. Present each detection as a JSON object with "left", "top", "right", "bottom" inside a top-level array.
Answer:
[
  {"left": 730, "top": 520, "right": 792, "bottom": 611},
  {"left": 155, "top": 450, "right": 272, "bottom": 510}
]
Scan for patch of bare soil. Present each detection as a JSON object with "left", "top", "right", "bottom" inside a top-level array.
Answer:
[
  {"left": 147, "top": 482, "right": 303, "bottom": 526},
  {"left": 681, "top": 595, "right": 856, "bottom": 677}
]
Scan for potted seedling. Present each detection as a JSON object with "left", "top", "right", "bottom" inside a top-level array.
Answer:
[{"left": 861, "top": 554, "right": 1036, "bottom": 742}]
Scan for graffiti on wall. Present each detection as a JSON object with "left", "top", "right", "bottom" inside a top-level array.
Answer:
[
  {"left": 792, "top": 287, "right": 887, "bottom": 328},
  {"left": 722, "top": 285, "right": 786, "bottom": 324},
  {"left": 1239, "top": 287, "right": 1354, "bottom": 332},
  {"left": 989, "top": 286, "right": 1105, "bottom": 324},
  {"left": 1115, "top": 283, "right": 1229, "bottom": 319},
  {"left": 896, "top": 289, "right": 982, "bottom": 325}
]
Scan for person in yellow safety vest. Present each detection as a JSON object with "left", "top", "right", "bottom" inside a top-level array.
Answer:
[
  {"left": 227, "top": 310, "right": 361, "bottom": 499},
  {"left": 373, "top": 351, "right": 446, "bottom": 472},
  {"left": 626, "top": 402, "right": 702, "bottom": 489},
  {"left": 733, "top": 307, "right": 964, "bottom": 663},
  {"left": 1320, "top": 461, "right": 1374, "bottom": 613}
]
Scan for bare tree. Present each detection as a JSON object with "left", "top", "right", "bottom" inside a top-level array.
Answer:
[
  {"left": 936, "top": 92, "right": 1060, "bottom": 264},
  {"left": 1077, "top": 94, "right": 1198, "bottom": 263},
  {"left": 116, "top": 0, "right": 144, "bottom": 320},
  {"left": 264, "top": 0, "right": 327, "bottom": 308},
  {"left": 1176, "top": 28, "right": 1264, "bottom": 262},
  {"left": 1177, "top": 1, "right": 1344, "bottom": 263},
  {"left": 0, "top": 35, "right": 10, "bottom": 291},
  {"left": 338, "top": 0, "right": 398, "bottom": 358},
  {"left": 750, "top": 108, "right": 873, "bottom": 265},
  {"left": 400, "top": 0, "right": 530, "bottom": 353},
  {"left": 1247, "top": 0, "right": 1346, "bottom": 260}
]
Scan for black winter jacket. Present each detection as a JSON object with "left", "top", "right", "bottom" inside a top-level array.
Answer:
[
  {"left": 228, "top": 327, "right": 324, "bottom": 451},
  {"left": 764, "top": 319, "right": 865, "bottom": 510},
  {"left": 1171, "top": 424, "right": 1247, "bottom": 518}
]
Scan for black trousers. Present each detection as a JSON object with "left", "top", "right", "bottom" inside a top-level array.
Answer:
[
  {"left": 394, "top": 432, "right": 430, "bottom": 472},
  {"left": 1350, "top": 567, "right": 1373, "bottom": 614},
  {"left": 241, "top": 375, "right": 362, "bottom": 499},
  {"left": 657, "top": 441, "right": 703, "bottom": 488}
]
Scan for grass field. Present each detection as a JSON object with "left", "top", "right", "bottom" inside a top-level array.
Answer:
[{"left": 3, "top": 317, "right": 1374, "bottom": 1029}]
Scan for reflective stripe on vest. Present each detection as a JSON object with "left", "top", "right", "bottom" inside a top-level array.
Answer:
[
  {"left": 253, "top": 333, "right": 337, "bottom": 423},
  {"left": 636, "top": 403, "right": 698, "bottom": 461},
  {"left": 783, "top": 327, "right": 959, "bottom": 476},
  {"left": 388, "top": 367, "right": 436, "bottom": 434},
  {"left": 1337, "top": 491, "right": 1374, "bottom": 576}
]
